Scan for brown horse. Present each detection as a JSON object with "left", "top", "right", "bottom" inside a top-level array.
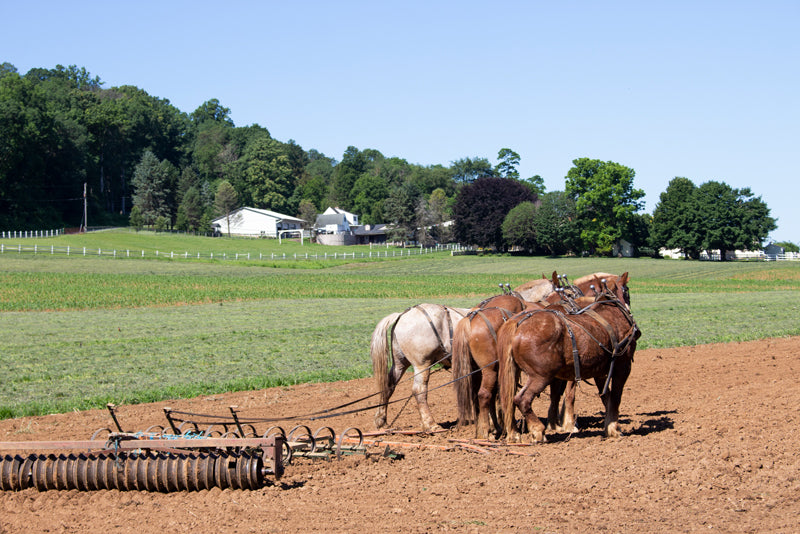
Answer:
[
  {"left": 453, "top": 272, "right": 623, "bottom": 439},
  {"left": 498, "top": 273, "right": 640, "bottom": 442},
  {"left": 371, "top": 303, "right": 469, "bottom": 432}
]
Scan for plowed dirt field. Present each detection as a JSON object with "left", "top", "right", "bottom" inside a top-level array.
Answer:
[{"left": 1, "top": 337, "right": 799, "bottom": 533}]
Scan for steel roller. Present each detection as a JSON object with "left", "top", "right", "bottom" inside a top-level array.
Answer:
[{"left": 0, "top": 451, "right": 266, "bottom": 492}]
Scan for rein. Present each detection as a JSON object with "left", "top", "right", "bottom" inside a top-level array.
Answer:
[{"left": 164, "top": 354, "right": 495, "bottom": 426}]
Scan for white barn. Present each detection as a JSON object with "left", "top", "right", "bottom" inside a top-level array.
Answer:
[{"left": 211, "top": 207, "right": 306, "bottom": 238}]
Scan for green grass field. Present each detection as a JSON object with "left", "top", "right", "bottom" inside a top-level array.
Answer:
[{"left": 1, "top": 230, "right": 799, "bottom": 419}]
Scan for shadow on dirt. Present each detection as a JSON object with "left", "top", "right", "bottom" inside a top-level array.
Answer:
[{"left": 543, "top": 410, "right": 676, "bottom": 441}]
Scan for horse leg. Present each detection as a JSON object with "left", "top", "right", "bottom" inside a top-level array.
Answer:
[
  {"left": 411, "top": 366, "right": 442, "bottom": 432},
  {"left": 374, "top": 358, "right": 409, "bottom": 429},
  {"left": 603, "top": 358, "right": 632, "bottom": 438},
  {"left": 513, "top": 375, "right": 549, "bottom": 443},
  {"left": 558, "top": 380, "right": 579, "bottom": 433},
  {"left": 547, "top": 379, "right": 565, "bottom": 432},
  {"left": 475, "top": 364, "right": 498, "bottom": 440}
]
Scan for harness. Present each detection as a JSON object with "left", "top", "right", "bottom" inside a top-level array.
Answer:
[
  {"left": 466, "top": 306, "right": 515, "bottom": 343},
  {"left": 476, "top": 291, "right": 526, "bottom": 310},
  {"left": 513, "top": 296, "right": 639, "bottom": 396},
  {"left": 387, "top": 304, "right": 466, "bottom": 368}
]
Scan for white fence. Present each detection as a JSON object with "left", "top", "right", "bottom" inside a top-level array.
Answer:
[
  {"left": 699, "top": 250, "right": 799, "bottom": 261},
  {"left": 1, "top": 229, "right": 64, "bottom": 239},
  {"left": 0, "top": 243, "right": 463, "bottom": 261}
]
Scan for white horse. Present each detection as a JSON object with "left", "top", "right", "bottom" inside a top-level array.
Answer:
[{"left": 371, "top": 303, "right": 469, "bottom": 432}]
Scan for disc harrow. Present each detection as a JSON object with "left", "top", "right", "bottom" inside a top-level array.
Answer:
[{"left": 0, "top": 404, "right": 371, "bottom": 492}]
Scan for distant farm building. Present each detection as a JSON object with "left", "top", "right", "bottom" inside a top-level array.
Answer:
[
  {"left": 313, "top": 207, "right": 388, "bottom": 245},
  {"left": 211, "top": 207, "right": 306, "bottom": 238}
]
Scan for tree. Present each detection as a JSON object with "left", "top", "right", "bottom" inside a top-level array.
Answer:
[
  {"left": 531, "top": 191, "right": 579, "bottom": 255},
  {"left": 495, "top": 148, "right": 520, "bottom": 179},
  {"left": 450, "top": 157, "right": 494, "bottom": 184},
  {"left": 295, "top": 152, "right": 335, "bottom": 210},
  {"left": 131, "top": 151, "right": 171, "bottom": 226},
  {"left": 297, "top": 199, "right": 318, "bottom": 226},
  {"left": 651, "top": 177, "right": 702, "bottom": 259},
  {"left": 214, "top": 180, "right": 239, "bottom": 237},
  {"left": 241, "top": 137, "right": 295, "bottom": 213},
  {"left": 329, "top": 146, "right": 368, "bottom": 209},
  {"left": 425, "top": 188, "right": 452, "bottom": 243},
  {"left": 502, "top": 201, "right": 538, "bottom": 251},
  {"left": 351, "top": 174, "right": 388, "bottom": 225},
  {"left": 175, "top": 186, "right": 203, "bottom": 232},
  {"left": 190, "top": 98, "right": 234, "bottom": 126},
  {"left": 695, "top": 181, "right": 776, "bottom": 260},
  {"left": 383, "top": 182, "right": 421, "bottom": 244},
  {"left": 453, "top": 177, "right": 536, "bottom": 250},
  {"left": 128, "top": 205, "right": 144, "bottom": 231},
  {"left": 565, "top": 158, "right": 645, "bottom": 255},
  {"left": 522, "top": 174, "right": 546, "bottom": 197}
]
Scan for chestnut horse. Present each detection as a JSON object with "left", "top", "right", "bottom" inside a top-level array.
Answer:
[
  {"left": 498, "top": 273, "right": 640, "bottom": 442},
  {"left": 453, "top": 272, "right": 624, "bottom": 439},
  {"left": 371, "top": 303, "right": 469, "bottom": 432}
]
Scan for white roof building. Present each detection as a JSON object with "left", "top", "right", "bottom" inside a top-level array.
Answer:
[
  {"left": 322, "top": 207, "right": 358, "bottom": 226},
  {"left": 211, "top": 207, "right": 306, "bottom": 238}
]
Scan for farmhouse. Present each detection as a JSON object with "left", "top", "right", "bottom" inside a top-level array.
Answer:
[
  {"left": 313, "top": 207, "right": 389, "bottom": 245},
  {"left": 313, "top": 207, "right": 359, "bottom": 234},
  {"left": 211, "top": 207, "right": 306, "bottom": 238}
]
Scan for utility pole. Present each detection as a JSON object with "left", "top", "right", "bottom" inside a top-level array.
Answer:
[{"left": 81, "top": 183, "right": 87, "bottom": 232}]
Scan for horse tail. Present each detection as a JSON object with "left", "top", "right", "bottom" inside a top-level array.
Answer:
[
  {"left": 452, "top": 315, "right": 477, "bottom": 426},
  {"left": 371, "top": 312, "right": 400, "bottom": 407},
  {"left": 498, "top": 322, "right": 519, "bottom": 436}
]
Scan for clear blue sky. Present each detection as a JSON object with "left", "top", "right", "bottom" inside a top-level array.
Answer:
[{"left": 4, "top": 1, "right": 798, "bottom": 243}]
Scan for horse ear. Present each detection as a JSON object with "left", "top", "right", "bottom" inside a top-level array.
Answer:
[{"left": 619, "top": 272, "right": 629, "bottom": 285}]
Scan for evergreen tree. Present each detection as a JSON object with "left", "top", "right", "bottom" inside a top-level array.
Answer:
[{"left": 131, "top": 151, "right": 171, "bottom": 226}]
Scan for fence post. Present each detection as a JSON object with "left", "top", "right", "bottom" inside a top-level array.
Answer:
[{"left": 83, "top": 247, "right": 86, "bottom": 256}]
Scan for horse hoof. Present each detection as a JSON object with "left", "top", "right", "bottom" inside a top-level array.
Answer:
[{"left": 530, "top": 431, "right": 547, "bottom": 444}]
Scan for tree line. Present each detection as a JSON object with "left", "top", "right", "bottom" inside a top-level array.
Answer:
[{"left": 1, "top": 63, "right": 783, "bottom": 258}]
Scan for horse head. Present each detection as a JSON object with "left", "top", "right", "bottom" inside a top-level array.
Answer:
[{"left": 589, "top": 272, "right": 630, "bottom": 309}]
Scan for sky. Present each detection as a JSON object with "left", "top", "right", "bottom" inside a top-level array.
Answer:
[{"left": 3, "top": 1, "right": 798, "bottom": 243}]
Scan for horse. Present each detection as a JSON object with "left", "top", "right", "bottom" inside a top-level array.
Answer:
[
  {"left": 453, "top": 272, "right": 626, "bottom": 439},
  {"left": 497, "top": 273, "right": 640, "bottom": 442},
  {"left": 371, "top": 303, "right": 469, "bottom": 432}
]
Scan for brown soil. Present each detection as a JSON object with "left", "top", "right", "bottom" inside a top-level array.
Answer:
[{"left": 1, "top": 337, "right": 799, "bottom": 533}]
